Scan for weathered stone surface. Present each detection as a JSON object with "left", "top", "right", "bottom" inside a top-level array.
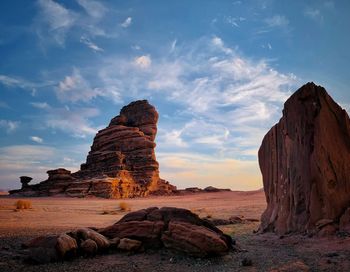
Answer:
[
  {"left": 162, "top": 221, "right": 229, "bottom": 257},
  {"left": 23, "top": 234, "right": 77, "bottom": 263},
  {"left": 80, "top": 239, "right": 98, "bottom": 257},
  {"left": 9, "top": 100, "right": 176, "bottom": 198},
  {"left": 259, "top": 82, "right": 350, "bottom": 235},
  {"left": 117, "top": 238, "right": 142, "bottom": 251},
  {"left": 339, "top": 208, "right": 350, "bottom": 232},
  {"left": 75, "top": 228, "right": 110, "bottom": 251},
  {"left": 99, "top": 207, "right": 233, "bottom": 256},
  {"left": 100, "top": 220, "right": 164, "bottom": 248}
]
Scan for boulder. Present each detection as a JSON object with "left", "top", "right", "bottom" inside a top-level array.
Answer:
[
  {"left": 75, "top": 228, "right": 110, "bottom": 251},
  {"left": 100, "top": 220, "right": 164, "bottom": 248},
  {"left": 259, "top": 82, "right": 350, "bottom": 235},
  {"left": 162, "top": 221, "right": 229, "bottom": 257},
  {"left": 100, "top": 207, "right": 233, "bottom": 255},
  {"left": 23, "top": 234, "right": 77, "bottom": 263},
  {"left": 80, "top": 239, "right": 98, "bottom": 257}
]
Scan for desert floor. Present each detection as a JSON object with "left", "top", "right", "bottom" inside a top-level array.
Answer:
[{"left": 0, "top": 190, "right": 349, "bottom": 272}]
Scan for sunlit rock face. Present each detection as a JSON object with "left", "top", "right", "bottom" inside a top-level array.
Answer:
[
  {"left": 10, "top": 100, "right": 176, "bottom": 198},
  {"left": 259, "top": 82, "right": 350, "bottom": 235}
]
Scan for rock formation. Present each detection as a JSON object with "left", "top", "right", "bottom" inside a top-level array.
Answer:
[
  {"left": 259, "top": 82, "right": 350, "bottom": 235},
  {"left": 23, "top": 207, "right": 234, "bottom": 263},
  {"left": 10, "top": 100, "right": 176, "bottom": 198}
]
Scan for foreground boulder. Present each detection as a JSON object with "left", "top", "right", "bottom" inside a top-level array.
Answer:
[
  {"left": 23, "top": 234, "right": 77, "bottom": 263},
  {"left": 9, "top": 100, "right": 177, "bottom": 198},
  {"left": 259, "top": 82, "right": 350, "bottom": 235},
  {"left": 22, "top": 207, "right": 234, "bottom": 263},
  {"left": 99, "top": 207, "right": 233, "bottom": 256}
]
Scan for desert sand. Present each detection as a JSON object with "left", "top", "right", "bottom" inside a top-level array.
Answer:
[{"left": 1, "top": 191, "right": 350, "bottom": 271}]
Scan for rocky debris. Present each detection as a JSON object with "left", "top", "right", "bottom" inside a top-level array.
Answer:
[
  {"left": 99, "top": 207, "right": 233, "bottom": 257},
  {"left": 23, "top": 234, "right": 77, "bottom": 263},
  {"left": 21, "top": 207, "right": 234, "bottom": 264},
  {"left": 204, "top": 186, "right": 231, "bottom": 192},
  {"left": 179, "top": 187, "right": 232, "bottom": 194},
  {"left": 9, "top": 100, "right": 177, "bottom": 198},
  {"left": 259, "top": 82, "right": 350, "bottom": 235},
  {"left": 205, "top": 216, "right": 257, "bottom": 226}
]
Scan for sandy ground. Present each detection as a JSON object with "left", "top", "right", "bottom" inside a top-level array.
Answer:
[{"left": 0, "top": 190, "right": 350, "bottom": 272}]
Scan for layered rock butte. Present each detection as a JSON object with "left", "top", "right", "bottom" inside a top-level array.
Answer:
[
  {"left": 10, "top": 100, "right": 176, "bottom": 198},
  {"left": 259, "top": 82, "right": 350, "bottom": 235}
]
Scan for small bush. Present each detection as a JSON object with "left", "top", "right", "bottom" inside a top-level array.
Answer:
[
  {"left": 15, "top": 200, "right": 32, "bottom": 210},
  {"left": 118, "top": 201, "right": 131, "bottom": 212}
]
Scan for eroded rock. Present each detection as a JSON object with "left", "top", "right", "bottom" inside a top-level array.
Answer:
[
  {"left": 259, "top": 82, "right": 350, "bottom": 235},
  {"left": 9, "top": 100, "right": 177, "bottom": 198}
]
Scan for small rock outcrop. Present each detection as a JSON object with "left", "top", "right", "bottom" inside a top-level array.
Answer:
[
  {"left": 9, "top": 100, "right": 176, "bottom": 198},
  {"left": 259, "top": 82, "right": 350, "bottom": 235},
  {"left": 22, "top": 207, "right": 234, "bottom": 263}
]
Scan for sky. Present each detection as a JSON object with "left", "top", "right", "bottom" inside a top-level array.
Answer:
[{"left": 0, "top": 0, "right": 349, "bottom": 191}]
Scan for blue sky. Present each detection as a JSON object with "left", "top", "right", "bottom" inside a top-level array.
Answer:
[{"left": 0, "top": 0, "right": 349, "bottom": 191}]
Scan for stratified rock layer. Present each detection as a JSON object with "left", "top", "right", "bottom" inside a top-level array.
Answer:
[
  {"left": 259, "top": 82, "right": 350, "bottom": 235},
  {"left": 10, "top": 100, "right": 176, "bottom": 198}
]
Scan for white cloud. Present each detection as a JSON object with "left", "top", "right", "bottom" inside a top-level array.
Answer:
[
  {"left": 265, "top": 15, "right": 289, "bottom": 27},
  {"left": 36, "top": 0, "right": 77, "bottom": 45},
  {"left": 44, "top": 106, "right": 99, "bottom": 138},
  {"left": 134, "top": 55, "right": 152, "bottom": 69},
  {"left": 57, "top": 68, "right": 101, "bottom": 102},
  {"left": 76, "top": 0, "right": 107, "bottom": 19},
  {"left": 30, "top": 102, "right": 50, "bottom": 109},
  {"left": 30, "top": 136, "right": 43, "bottom": 143},
  {"left": 0, "top": 120, "right": 20, "bottom": 134},
  {"left": 93, "top": 35, "right": 297, "bottom": 167},
  {"left": 121, "top": 17, "right": 132, "bottom": 28},
  {"left": 80, "top": 35, "right": 104, "bottom": 52},
  {"left": 304, "top": 8, "right": 323, "bottom": 22}
]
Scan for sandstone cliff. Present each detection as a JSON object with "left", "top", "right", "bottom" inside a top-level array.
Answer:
[
  {"left": 259, "top": 82, "right": 350, "bottom": 235},
  {"left": 10, "top": 100, "right": 176, "bottom": 198}
]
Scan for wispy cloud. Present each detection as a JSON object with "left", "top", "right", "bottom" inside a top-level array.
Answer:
[
  {"left": 121, "top": 17, "right": 132, "bottom": 28},
  {"left": 76, "top": 0, "right": 107, "bottom": 19},
  {"left": 30, "top": 101, "right": 50, "bottom": 109},
  {"left": 43, "top": 106, "right": 100, "bottom": 138},
  {"left": 30, "top": 136, "right": 43, "bottom": 143},
  {"left": 94, "top": 36, "right": 297, "bottom": 167},
  {"left": 265, "top": 15, "right": 289, "bottom": 27},
  {"left": 304, "top": 8, "right": 323, "bottom": 23},
  {"left": 57, "top": 68, "right": 100, "bottom": 102},
  {"left": 0, "top": 120, "right": 20, "bottom": 134},
  {"left": 36, "top": 0, "right": 77, "bottom": 45},
  {"left": 134, "top": 55, "right": 152, "bottom": 69},
  {"left": 80, "top": 35, "right": 104, "bottom": 52},
  {"left": 0, "top": 74, "right": 54, "bottom": 95}
]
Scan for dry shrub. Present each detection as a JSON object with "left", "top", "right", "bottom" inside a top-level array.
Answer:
[
  {"left": 118, "top": 201, "right": 131, "bottom": 212},
  {"left": 15, "top": 200, "right": 32, "bottom": 210}
]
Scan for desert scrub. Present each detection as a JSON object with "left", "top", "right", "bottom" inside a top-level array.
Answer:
[
  {"left": 14, "top": 200, "right": 32, "bottom": 210},
  {"left": 118, "top": 201, "right": 131, "bottom": 211}
]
